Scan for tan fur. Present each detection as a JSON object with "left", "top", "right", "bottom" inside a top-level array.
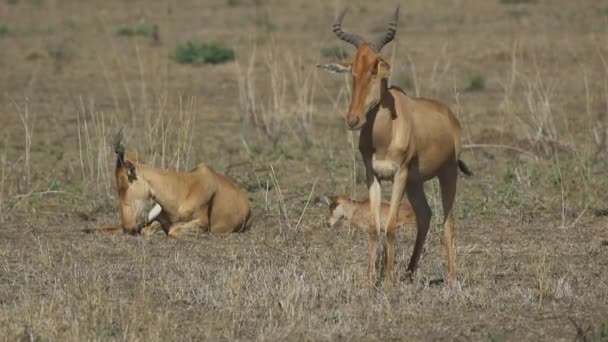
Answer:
[
  {"left": 324, "top": 195, "right": 415, "bottom": 231},
  {"left": 95, "top": 138, "right": 252, "bottom": 237},
  {"left": 320, "top": 10, "right": 470, "bottom": 288}
]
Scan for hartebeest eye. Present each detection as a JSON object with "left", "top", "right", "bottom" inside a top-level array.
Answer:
[
  {"left": 125, "top": 161, "right": 138, "bottom": 182},
  {"left": 371, "top": 61, "right": 379, "bottom": 76}
]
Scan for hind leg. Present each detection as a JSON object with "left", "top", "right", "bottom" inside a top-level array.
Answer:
[
  {"left": 405, "top": 181, "right": 432, "bottom": 278},
  {"left": 439, "top": 166, "right": 458, "bottom": 288}
]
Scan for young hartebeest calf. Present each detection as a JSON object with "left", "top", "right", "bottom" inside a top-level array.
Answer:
[
  {"left": 94, "top": 131, "right": 252, "bottom": 237},
  {"left": 318, "top": 7, "right": 471, "bottom": 287},
  {"left": 322, "top": 194, "right": 415, "bottom": 231}
]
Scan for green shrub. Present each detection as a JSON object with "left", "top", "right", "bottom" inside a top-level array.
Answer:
[
  {"left": 0, "top": 24, "right": 11, "bottom": 36},
  {"left": 171, "top": 42, "right": 235, "bottom": 65},
  {"left": 116, "top": 23, "right": 157, "bottom": 37},
  {"left": 508, "top": 9, "right": 530, "bottom": 18},
  {"left": 466, "top": 75, "right": 485, "bottom": 92}
]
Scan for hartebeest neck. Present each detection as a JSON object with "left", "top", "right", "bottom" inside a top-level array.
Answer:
[
  {"left": 359, "top": 78, "right": 414, "bottom": 180},
  {"left": 361, "top": 78, "right": 399, "bottom": 145},
  {"left": 136, "top": 164, "right": 183, "bottom": 214},
  {"left": 379, "top": 78, "right": 393, "bottom": 110}
]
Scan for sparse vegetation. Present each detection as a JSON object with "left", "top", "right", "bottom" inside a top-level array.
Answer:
[
  {"left": 466, "top": 75, "right": 485, "bottom": 91},
  {"left": 254, "top": 10, "right": 277, "bottom": 32},
  {"left": 0, "top": 24, "right": 11, "bottom": 36},
  {"left": 508, "top": 9, "right": 530, "bottom": 18},
  {"left": 171, "top": 41, "right": 235, "bottom": 65},
  {"left": 116, "top": 22, "right": 157, "bottom": 37},
  {"left": 236, "top": 45, "right": 316, "bottom": 146}
]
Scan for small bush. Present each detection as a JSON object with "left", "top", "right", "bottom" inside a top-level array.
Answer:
[
  {"left": 0, "top": 24, "right": 11, "bottom": 36},
  {"left": 499, "top": 0, "right": 536, "bottom": 4},
  {"left": 116, "top": 23, "right": 157, "bottom": 37},
  {"left": 171, "top": 42, "right": 235, "bottom": 65},
  {"left": 466, "top": 75, "right": 485, "bottom": 92},
  {"left": 320, "top": 46, "right": 348, "bottom": 59},
  {"left": 508, "top": 9, "right": 530, "bottom": 18}
]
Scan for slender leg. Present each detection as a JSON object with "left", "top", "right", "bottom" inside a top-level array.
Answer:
[
  {"left": 439, "top": 167, "right": 458, "bottom": 288},
  {"left": 167, "top": 219, "right": 203, "bottom": 238},
  {"left": 385, "top": 167, "right": 408, "bottom": 284},
  {"left": 405, "top": 181, "right": 432, "bottom": 278},
  {"left": 367, "top": 224, "right": 378, "bottom": 286},
  {"left": 367, "top": 176, "right": 382, "bottom": 286},
  {"left": 140, "top": 221, "right": 163, "bottom": 237}
]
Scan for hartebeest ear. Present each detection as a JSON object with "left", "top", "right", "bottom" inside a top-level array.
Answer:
[
  {"left": 317, "top": 62, "right": 352, "bottom": 74},
  {"left": 320, "top": 195, "right": 332, "bottom": 206},
  {"left": 126, "top": 150, "right": 139, "bottom": 163},
  {"left": 124, "top": 160, "right": 138, "bottom": 182},
  {"left": 372, "top": 58, "right": 391, "bottom": 77}
]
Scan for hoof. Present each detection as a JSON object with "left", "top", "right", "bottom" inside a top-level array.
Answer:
[{"left": 400, "top": 270, "right": 415, "bottom": 283}]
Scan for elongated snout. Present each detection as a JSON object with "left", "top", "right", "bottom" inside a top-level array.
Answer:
[{"left": 346, "top": 115, "right": 360, "bottom": 129}]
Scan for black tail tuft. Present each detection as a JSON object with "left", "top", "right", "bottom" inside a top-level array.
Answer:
[{"left": 458, "top": 160, "right": 473, "bottom": 176}]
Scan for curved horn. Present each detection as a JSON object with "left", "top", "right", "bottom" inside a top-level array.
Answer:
[
  {"left": 333, "top": 8, "right": 364, "bottom": 48},
  {"left": 371, "top": 6, "right": 400, "bottom": 52},
  {"left": 113, "top": 128, "right": 126, "bottom": 161}
]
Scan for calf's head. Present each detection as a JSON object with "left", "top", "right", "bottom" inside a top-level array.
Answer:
[{"left": 321, "top": 195, "right": 352, "bottom": 228}]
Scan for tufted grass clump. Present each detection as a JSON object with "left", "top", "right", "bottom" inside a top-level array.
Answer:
[{"left": 171, "top": 42, "right": 235, "bottom": 65}]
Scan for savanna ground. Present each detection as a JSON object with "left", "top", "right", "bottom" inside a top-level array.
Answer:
[{"left": 1, "top": 0, "right": 608, "bottom": 340}]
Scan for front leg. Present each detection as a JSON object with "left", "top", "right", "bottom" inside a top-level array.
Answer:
[
  {"left": 167, "top": 219, "right": 205, "bottom": 238},
  {"left": 385, "top": 167, "right": 408, "bottom": 285},
  {"left": 140, "top": 221, "right": 163, "bottom": 237},
  {"left": 368, "top": 176, "right": 382, "bottom": 286}
]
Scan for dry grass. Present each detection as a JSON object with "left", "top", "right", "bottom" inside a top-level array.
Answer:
[{"left": 1, "top": 0, "right": 608, "bottom": 340}]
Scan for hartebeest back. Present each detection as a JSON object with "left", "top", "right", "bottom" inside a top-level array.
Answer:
[{"left": 319, "top": 7, "right": 471, "bottom": 287}]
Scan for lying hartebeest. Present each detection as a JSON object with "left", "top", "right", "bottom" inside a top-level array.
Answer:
[
  {"left": 93, "top": 130, "right": 252, "bottom": 237},
  {"left": 322, "top": 194, "right": 415, "bottom": 231},
  {"left": 318, "top": 7, "right": 472, "bottom": 287}
]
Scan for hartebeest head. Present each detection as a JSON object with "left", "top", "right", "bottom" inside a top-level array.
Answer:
[
  {"left": 319, "top": 7, "right": 399, "bottom": 130},
  {"left": 112, "top": 130, "right": 151, "bottom": 234},
  {"left": 321, "top": 194, "right": 352, "bottom": 228}
]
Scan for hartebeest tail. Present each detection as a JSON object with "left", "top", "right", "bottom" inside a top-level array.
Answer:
[{"left": 458, "top": 160, "right": 473, "bottom": 176}]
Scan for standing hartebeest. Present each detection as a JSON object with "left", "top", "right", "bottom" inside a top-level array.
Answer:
[{"left": 318, "top": 7, "right": 471, "bottom": 287}]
